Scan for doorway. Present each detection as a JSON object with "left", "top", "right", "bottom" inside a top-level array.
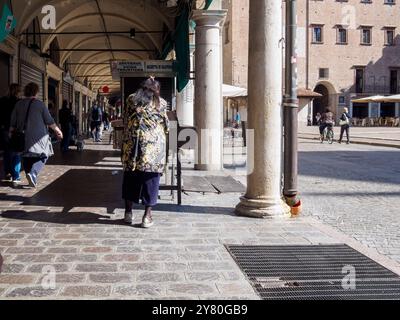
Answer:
[{"left": 313, "top": 84, "right": 330, "bottom": 124}]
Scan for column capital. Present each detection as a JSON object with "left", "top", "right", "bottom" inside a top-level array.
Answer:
[{"left": 191, "top": 10, "right": 227, "bottom": 27}]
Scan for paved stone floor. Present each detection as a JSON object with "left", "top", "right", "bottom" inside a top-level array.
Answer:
[
  {"left": 0, "top": 134, "right": 399, "bottom": 299},
  {"left": 229, "top": 138, "right": 400, "bottom": 264}
]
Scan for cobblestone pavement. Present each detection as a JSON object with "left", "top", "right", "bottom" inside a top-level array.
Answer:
[
  {"left": 228, "top": 138, "right": 400, "bottom": 264},
  {"left": 298, "top": 139, "right": 400, "bottom": 263},
  {"left": 0, "top": 135, "right": 399, "bottom": 299},
  {"left": 0, "top": 136, "right": 347, "bottom": 300}
]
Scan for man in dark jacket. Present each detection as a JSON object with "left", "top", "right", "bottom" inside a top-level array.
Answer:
[
  {"left": 59, "top": 100, "right": 73, "bottom": 152},
  {"left": 0, "top": 84, "right": 21, "bottom": 186}
]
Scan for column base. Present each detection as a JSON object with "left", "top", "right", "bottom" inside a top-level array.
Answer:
[
  {"left": 194, "top": 163, "right": 223, "bottom": 171},
  {"left": 235, "top": 196, "right": 291, "bottom": 219}
]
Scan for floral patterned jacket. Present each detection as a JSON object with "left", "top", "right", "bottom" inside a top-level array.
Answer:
[{"left": 121, "top": 93, "right": 169, "bottom": 173}]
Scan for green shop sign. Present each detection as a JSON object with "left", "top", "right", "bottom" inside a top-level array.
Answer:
[{"left": 0, "top": 4, "right": 16, "bottom": 43}]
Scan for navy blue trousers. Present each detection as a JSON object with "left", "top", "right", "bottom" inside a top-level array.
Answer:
[{"left": 122, "top": 170, "right": 161, "bottom": 207}]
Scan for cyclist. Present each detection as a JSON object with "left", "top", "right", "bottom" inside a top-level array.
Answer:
[{"left": 319, "top": 108, "right": 334, "bottom": 142}]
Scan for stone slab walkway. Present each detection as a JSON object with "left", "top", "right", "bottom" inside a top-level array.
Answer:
[{"left": 1, "top": 136, "right": 399, "bottom": 299}]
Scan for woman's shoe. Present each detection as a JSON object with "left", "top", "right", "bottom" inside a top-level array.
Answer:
[
  {"left": 12, "top": 179, "right": 22, "bottom": 188},
  {"left": 124, "top": 211, "right": 134, "bottom": 225},
  {"left": 142, "top": 216, "right": 154, "bottom": 229},
  {"left": 26, "top": 173, "right": 37, "bottom": 188}
]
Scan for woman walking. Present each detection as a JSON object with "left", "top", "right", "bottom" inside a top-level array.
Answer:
[
  {"left": 0, "top": 83, "right": 22, "bottom": 187},
  {"left": 10, "top": 82, "right": 63, "bottom": 188},
  {"left": 338, "top": 107, "right": 351, "bottom": 144},
  {"left": 121, "top": 77, "right": 169, "bottom": 228}
]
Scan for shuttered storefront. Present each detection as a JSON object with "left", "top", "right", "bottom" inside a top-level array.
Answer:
[
  {"left": 62, "top": 81, "right": 73, "bottom": 104},
  {"left": 0, "top": 52, "right": 10, "bottom": 97},
  {"left": 20, "top": 63, "right": 44, "bottom": 100}
]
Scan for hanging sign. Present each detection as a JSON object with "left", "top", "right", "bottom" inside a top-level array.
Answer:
[
  {"left": 0, "top": 4, "right": 16, "bottom": 43},
  {"left": 111, "top": 60, "right": 175, "bottom": 79}
]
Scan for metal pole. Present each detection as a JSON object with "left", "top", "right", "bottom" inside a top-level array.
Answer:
[{"left": 283, "top": 0, "right": 299, "bottom": 202}]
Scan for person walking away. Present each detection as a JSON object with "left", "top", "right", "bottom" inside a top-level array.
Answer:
[
  {"left": 90, "top": 102, "right": 102, "bottom": 142},
  {"left": 59, "top": 100, "right": 73, "bottom": 153},
  {"left": 338, "top": 107, "right": 351, "bottom": 144},
  {"left": 319, "top": 108, "right": 334, "bottom": 142},
  {"left": 121, "top": 77, "right": 169, "bottom": 228},
  {"left": 10, "top": 83, "right": 63, "bottom": 188},
  {"left": 103, "top": 110, "right": 110, "bottom": 131},
  {"left": 0, "top": 84, "right": 22, "bottom": 187},
  {"left": 234, "top": 111, "right": 241, "bottom": 129}
]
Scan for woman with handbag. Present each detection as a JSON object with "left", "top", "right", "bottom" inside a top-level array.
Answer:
[
  {"left": 9, "top": 82, "right": 63, "bottom": 188},
  {"left": 338, "top": 107, "right": 351, "bottom": 144},
  {"left": 121, "top": 77, "right": 169, "bottom": 228}
]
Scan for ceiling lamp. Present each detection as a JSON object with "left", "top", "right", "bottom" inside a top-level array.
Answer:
[{"left": 130, "top": 28, "right": 136, "bottom": 39}]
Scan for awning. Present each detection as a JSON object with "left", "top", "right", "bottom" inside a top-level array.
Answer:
[
  {"left": 351, "top": 95, "right": 386, "bottom": 103},
  {"left": 297, "top": 88, "right": 322, "bottom": 98},
  {"left": 381, "top": 94, "right": 400, "bottom": 102},
  {"left": 223, "top": 84, "right": 247, "bottom": 97}
]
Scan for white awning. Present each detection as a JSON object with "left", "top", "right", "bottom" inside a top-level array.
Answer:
[
  {"left": 223, "top": 84, "right": 247, "bottom": 97},
  {"left": 381, "top": 94, "right": 400, "bottom": 102},
  {"left": 351, "top": 95, "right": 386, "bottom": 103}
]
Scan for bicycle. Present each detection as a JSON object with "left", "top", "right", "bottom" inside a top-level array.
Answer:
[{"left": 320, "top": 125, "right": 334, "bottom": 144}]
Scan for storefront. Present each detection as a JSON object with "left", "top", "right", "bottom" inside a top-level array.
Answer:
[
  {"left": 19, "top": 44, "right": 45, "bottom": 100},
  {"left": 62, "top": 73, "right": 74, "bottom": 105},
  {"left": 0, "top": 51, "right": 10, "bottom": 97}
]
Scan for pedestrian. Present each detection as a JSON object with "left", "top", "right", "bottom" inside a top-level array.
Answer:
[
  {"left": 319, "top": 108, "right": 334, "bottom": 141},
  {"left": 103, "top": 110, "right": 110, "bottom": 131},
  {"left": 90, "top": 101, "right": 102, "bottom": 142},
  {"left": 59, "top": 100, "right": 73, "bottom": 153},
  {"left": 9, "top": 82, "right": 63, "bottom": 188},
  {"left": 315, "top": 112, "right": 322, "bottom": 125},
  {"left": 0, "top": 83, "right": 22, "bottom": 187},
  {"left": 235, "top": 111, "right": 241, "bottom": 129},
  {"left": 338, "top": 107, "right": 351, "bottom": 144},
  {"left": 121, "top": 77, "right": 169, "bottom": 228}
]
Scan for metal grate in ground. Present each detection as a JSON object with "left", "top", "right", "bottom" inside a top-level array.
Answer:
[{"left": 225, "top": 244, "right": 400, "bottom": 300}]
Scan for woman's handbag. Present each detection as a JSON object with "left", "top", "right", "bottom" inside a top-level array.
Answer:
[
  {"left": 9, "top": 99, "right": 34, "bottom": 153},
  {"left": 339, "top": 114, "right": 349, "bottom": 126}
]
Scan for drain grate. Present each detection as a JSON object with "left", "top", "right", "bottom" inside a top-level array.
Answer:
[{"left": 225, "top": 245, "right": 400, "bottom": 300}]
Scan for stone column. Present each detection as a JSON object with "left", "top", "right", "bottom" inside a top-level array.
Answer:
[
  {"left": 235, "top": 0, "right": 290, "bottom": 218},
  {"left": 192, "top": 10, "right": 227, "bottom": 171},
  {"left": 176, "top": 49, "right": 195, "bottom": 127}
]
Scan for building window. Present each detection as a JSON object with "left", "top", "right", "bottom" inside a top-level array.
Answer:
[
  {"left": 224, "top": 22, "right": 230, "bottom": 44},
  {"left": 385, "top": 28, "right": 395, "bottom": 46},
  {"left": 339, "top": 96, "right": 346, "bottom": 105},
  {"left": 390, "top": 69, "right": 399, "bottom": 94},
  {"left": 312, "top": 26, "right": 323, "bottom": 43},
  {"left": 384, "top": 0, "right": 395, "bottom": 5},
  {"left": 319, "top": 68, "right": 329, "bottom": 79},
  {"left": 355, "top": 68, "right": 365, "bottom": 93},
  {"left": 360, "top": 27, "right": 372, "bottom": 45},
  {"left": 337, "top": 28, "right": 348, "bottom": 44}
]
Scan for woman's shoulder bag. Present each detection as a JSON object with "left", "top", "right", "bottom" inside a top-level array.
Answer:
[{"left": 9, "top": 99, "right": 34, "bottom": 153}]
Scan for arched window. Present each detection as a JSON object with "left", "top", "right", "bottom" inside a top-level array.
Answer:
[{"left": 24, "top": 17, "right": 42, "bottom": 51}]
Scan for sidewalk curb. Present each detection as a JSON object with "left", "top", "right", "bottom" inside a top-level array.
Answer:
[{"left": 299, "top": 135, "right": 400, "bottom": 149}]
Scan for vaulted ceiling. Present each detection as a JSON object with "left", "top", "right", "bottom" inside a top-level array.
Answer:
[{"left": 12, "top": 0, "right": 188, "bottom": 94}]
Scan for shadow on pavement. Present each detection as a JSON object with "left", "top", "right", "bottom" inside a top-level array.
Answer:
[{"left": 0, "top": 210, "right": 126, "bottom": 225}]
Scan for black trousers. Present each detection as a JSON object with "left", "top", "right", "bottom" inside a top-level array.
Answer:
[
  {"left": 122, "top": 171, "right": 161, "bottom": 207},
  {"left": 340, "top": 125, "right": 350, "bottom": 142}
]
